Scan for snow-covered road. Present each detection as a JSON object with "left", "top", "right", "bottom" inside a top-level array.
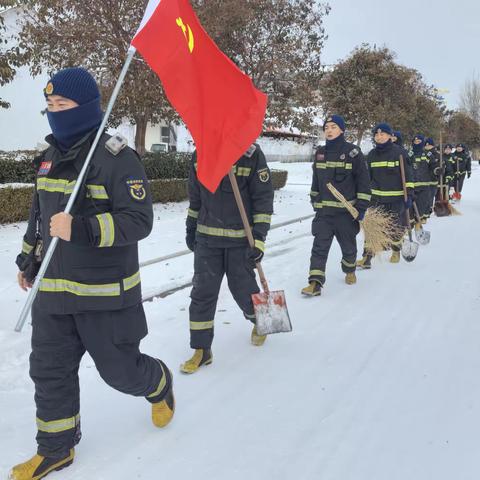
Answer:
[{"left": 1, "top": 161, "right": 479, "bottom": 480}]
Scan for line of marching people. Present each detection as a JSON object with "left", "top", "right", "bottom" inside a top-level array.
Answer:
[
  {"left": 10, "top": 65, "right": 473, "bottom": 480},
  {"left": 301, "top": 116, "right": 472, "bottom": 297}
]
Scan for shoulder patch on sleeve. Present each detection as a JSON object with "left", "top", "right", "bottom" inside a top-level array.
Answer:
[
  {"left": 349, "top": 148, "right": 359, "bottom": 158},
  {"left": 257, "top": 167, "right": 270, "bottom": 183},
  {"left": 126, "top": 178, "right": 146, "bottom": 201},
  {"left": 244, "top": 144, "right": 257, "bottom": 158},
  {"left": 105, "top": 134, "right": 128, "bottom": 156}
]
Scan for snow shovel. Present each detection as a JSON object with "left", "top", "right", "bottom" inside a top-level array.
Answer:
[
  {"left": 399, "top": 155, "right": 419, "bottom": 262},
  {"left": 412, "top": 201, "right": 431, "bottom": 245},
  {"left": 228, "top": 169, "right": 292, "bottom": 336}
]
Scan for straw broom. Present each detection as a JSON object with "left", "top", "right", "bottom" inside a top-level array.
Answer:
[
  {"left": 326, "top": 183, "right": 402, "bottom": 255},
  {"left": 446, "top": 185, "right": 461, "bottom": 215}
]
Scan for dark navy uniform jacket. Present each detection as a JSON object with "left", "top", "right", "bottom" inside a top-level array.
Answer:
[
  {"left": 16, "top": 131, "right": 152, "bottom": 314},
  {"left": 186, "top": 144, "right": 274, "bottom": 251},
  {"left": 310, "top": 139, "right": 371, "bottom": 215}
]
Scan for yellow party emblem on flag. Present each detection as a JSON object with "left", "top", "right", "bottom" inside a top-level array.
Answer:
[
  {"left": 126, "top": 179, "right": 146, "bottom": 201},
  {"left": 176, "top": 17, "right": 194, "bottom": 53}
]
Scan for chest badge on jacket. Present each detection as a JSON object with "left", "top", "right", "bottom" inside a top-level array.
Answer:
[
  {"left": 38, "top": 161, "right": 52, "bottom": 176},
  {"left": 126, "top": 179, "right": 146, "bottom": 201}
]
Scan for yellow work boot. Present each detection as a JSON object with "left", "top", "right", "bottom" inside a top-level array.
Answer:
[
  {"left": 356, "top": 255, "right": 372, "bottom": 270},
  {"left": 251, "top": 325, "right": 267, "bottom": 346},
  {"left": 180, "top": 349, "right": 212, "bottom": 374},
  {"left": 9, "top": 449, "right": 74, "bottom": 480},
  {"left": 390, "top": 251, "right": 401, "bottom": 263},
  {"left": 152, "top": 383, "right": 175, "bottom": 428},
  {"left": 301, "top": 281, "right": 322, "bottom": 297},
  {"left": 345, "top": 272, "right": 357, "bottom": 285}
]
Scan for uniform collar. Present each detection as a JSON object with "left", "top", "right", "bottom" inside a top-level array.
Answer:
[{"left": 45, "top": 129, "right": 98, "bottom": 172}]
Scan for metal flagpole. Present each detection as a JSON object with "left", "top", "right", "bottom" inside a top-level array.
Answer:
[{"left": 15, "top": 47, "right": 137, "bottom": 332}]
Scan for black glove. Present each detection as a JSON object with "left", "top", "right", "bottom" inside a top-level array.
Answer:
[
  {"left": 17, "top": 252, "right": 41, "bottom": 283},
  {"left": 468, "top": 172, "right": 471, "bottom": 178},
  {"left": 186, "top": 229, "right": 196, "bottom": 252},
  {"left": 246, "top": 243, "right": 264, "bottom": 269},
  {"left": 356, "top": 209, "right": 366, "bottom": 222}
]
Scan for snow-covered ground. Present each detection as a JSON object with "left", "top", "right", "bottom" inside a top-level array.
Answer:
[{"left": 1, "top": 161, "right": 480, "bottom": 480}]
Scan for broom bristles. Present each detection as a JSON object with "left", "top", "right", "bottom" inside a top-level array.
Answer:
[
  {"left": 448, "top": 203, "right": 462, "bottom": 215},
  {"left": 326, "top": 183, "right": 400, "bottom": 255},
  {"left": 362, "top": 207, "right": 403, "bottom": 255}
]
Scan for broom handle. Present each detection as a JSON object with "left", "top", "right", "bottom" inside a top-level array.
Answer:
[
  {"left": 399, "top": 155, "right": 413, "bottom": 241},
  {"left": 456, "top": 157, "right": 460, "bottom": 193},
  {"left": 439, "top": 132, "right": 444, "bottom": 201},
  {"left": 228, "top": 169, "right": 270, "bottom": 295},
  {"left": 326, "top": 183, "right": 359, "bottom": 219}
]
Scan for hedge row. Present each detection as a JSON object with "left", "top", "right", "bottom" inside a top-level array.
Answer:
[
  {"left": 0, "top": 151, "right": 192, "bottom": 184},
  {"left": 0, "top": 170, "right": 288, "bottom": 224}
]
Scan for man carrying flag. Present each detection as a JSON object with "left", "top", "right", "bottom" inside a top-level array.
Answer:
[{"left": 10, "top": 68, "right": 174, "bottom": 480}]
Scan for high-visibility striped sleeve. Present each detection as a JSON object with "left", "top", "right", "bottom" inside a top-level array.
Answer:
[
  {"left": 253, "top": 214, "right": 272, "bottom": 224},
  {"left": 86, "top": 184, "right": 109, "bottom": 200},
  {"left": 357, "top": 193, "right": 371, "bottom": 201},
  {"left": 187, "top": 208, "right": 199, "bottom": 219},
  {"left": 22, "top": 240, "right": 34, "bottom": 255},
  {"left": 254, "top": 239, "right": 265, "bottom": 252},
  {"left": 96, "top": 213, "right": 115, "bottom": 247}
]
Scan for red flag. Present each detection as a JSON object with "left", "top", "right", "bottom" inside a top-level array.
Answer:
[{"left": 132, "top": 0, "right": 268, "bottom": 192}]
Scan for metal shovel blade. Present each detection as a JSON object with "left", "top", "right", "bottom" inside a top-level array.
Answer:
[
  {"left": 415, "top": 228, "right": 431, "bottom": 246},
  {"left": 401, "top": 240, "right": 419, "bottom": 262},
  {"left": 252, "top": 290, "right": 292, "bottom": 336}
]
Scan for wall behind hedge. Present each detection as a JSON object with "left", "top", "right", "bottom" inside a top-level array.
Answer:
[{"left": 0, "top": 170, "right": 287, "bottom": 224}]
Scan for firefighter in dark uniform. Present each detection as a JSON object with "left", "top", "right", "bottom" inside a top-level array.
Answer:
[
  {"left": 452, "top": 143, "right": 472, "bottom": 199},
  {"left": 180, "top": 144, "right": 274, "bottom": 374},
  {"left": 301, "top": 115, "right": 371, "bottom": 296},
  {"left": 424, "top": 138, "right": 441, "bottom": 215},
  {"left": 357, "top": 123, "right": 414, "bottom": 268},
  {"left": 443, "top": 144, "right": 456, "bottom": 195},
  {"left": 408, "top": 134, "right": 437, "bottom": 224},
  {"left": 434, "top": 143, "right": 454, "bottom": 202},
  {"left": 10, "top": 68, "right": 174, "bottom": 480}
]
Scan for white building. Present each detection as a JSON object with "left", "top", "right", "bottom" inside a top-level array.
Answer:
[{"left": 0, "top": 7, "right": 321, "bottom": 162}]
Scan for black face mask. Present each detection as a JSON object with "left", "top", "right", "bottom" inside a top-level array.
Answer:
[{"left": 46, "top": 97, "right": 103, "bottom": 152}]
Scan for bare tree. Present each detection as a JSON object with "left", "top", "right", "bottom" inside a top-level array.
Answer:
[{"left": 460, "top": 73, "right": 480, "bottom": 123}]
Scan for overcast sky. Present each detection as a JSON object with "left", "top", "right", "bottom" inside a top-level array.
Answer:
[{"left": 321, "top": 0, "right": 480, "bottom": 109}]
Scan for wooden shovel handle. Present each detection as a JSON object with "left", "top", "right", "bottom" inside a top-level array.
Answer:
[
  {"left": 399, "top": 155, "right": 413, "bottom": 240},
  {"left": 228, "top": 169, "right": 270, "bottom": 295}
]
